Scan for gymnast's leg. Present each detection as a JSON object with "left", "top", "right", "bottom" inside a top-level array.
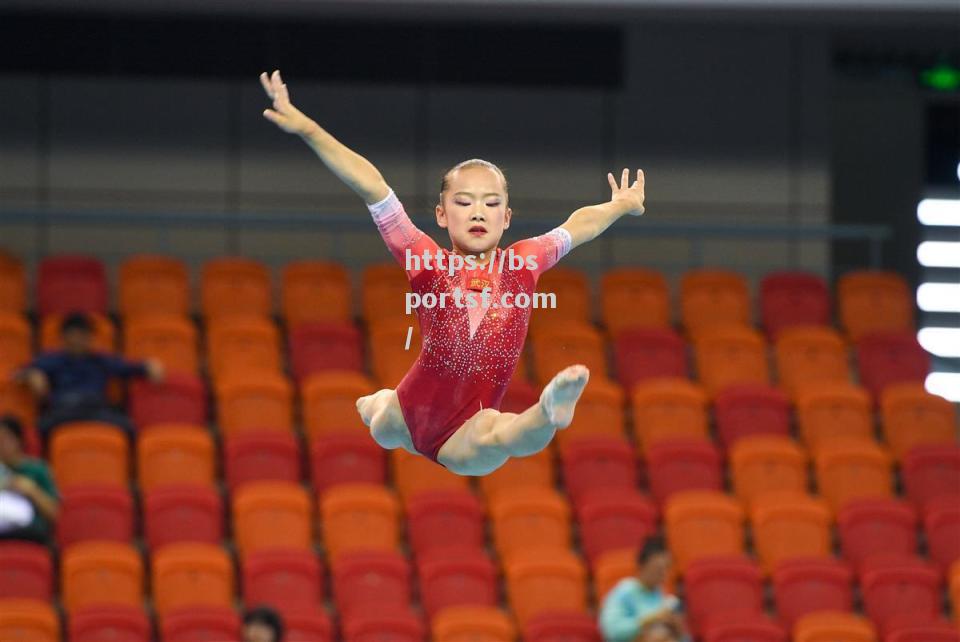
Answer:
[
  {"left": 356, "top": 388, "right": 418, "bottom": 454},
  {"left": 437, "top": 364, "right": 590, "bottom": 476}
]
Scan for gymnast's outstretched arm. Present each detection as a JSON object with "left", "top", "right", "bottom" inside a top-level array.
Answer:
[
  {"left": 559, "top": 168, "right": 646, "bottom": 250},
  {"left": 259, "top": 70, "right": 391, "bottom": 205}
]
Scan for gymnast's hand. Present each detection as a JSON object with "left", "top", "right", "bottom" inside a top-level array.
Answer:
[
  {"left": 607, "top": 168, "right": 645, "bottom": 216},
  {"left": 260, "top": 70, "right": 317, "bottom": 137}
]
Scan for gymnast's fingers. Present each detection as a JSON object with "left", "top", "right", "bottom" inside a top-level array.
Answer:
[
  {"left": 621, "top": 167, "right": 629, "bottom": 190},
  {"left": 607, "top": 172, "right": 618, "bottom": 192},
  {"left": 262, "top": 108, "right": 285, "bottom": 126},
  {"left": 259, "top": 72, "right": 274, "bottom": 99}
]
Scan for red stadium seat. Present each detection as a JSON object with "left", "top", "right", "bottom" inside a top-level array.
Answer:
[
  {"left": 613, "top": 327, "right": 688, "bottom": 390},
  {"left": 342, "top": 608, "right": 425, "bottom": 642},
  {"left": 309, "top": 434, "right": 387, "bottom": 494},
  {"left": 160, "top": 606, "right": 240, "bottom": 642},
  {"left": 332, "top": 550, "right": 412, "bottom": 618},
  {"left": 524, "top": 611, "right": 601, "bottom": 642},
  {"left": 559, "top": 437, "right": 637, "bottom": 502},
  {"left": 924, "top": 495, "right": 960, "bottom": 572},
  {"left": 417, "top": 548, "right": 498, "bottom": 618},
  {"left": 773, "top": 557, "right": 854, "bottom": 628},
  {"left": 289, "top": 323, "right": 364, "bottom": 381},
  {"left": 838, "top": 498, "right": 918, "bottom": 570},
  {"left": 129, "top": 375, "right": 207, "bottom": 429},
  {"left": 574, "top": 489, "right": 657, "bottom": 564},
  {"left": 902, "top": 444, "right": 960, "bottom": 509},
  {"left": 885, "top": 620, "right": 960, "bottom": 642},
  {"left": 37, "top": 255, "right": 108, "bottom": 316},
  {"left": 224, "top": 431, "right": 301, "bottom": 492},
  {"left": 242, "top": 549, "right": 324, "bottom": 614},
  {"left": 860, "top": 555, "right": 942, "bottom": 636},
  {"left": 0, "top": 543, "right": 52, "bottom": 601},
  {"left": 406, "top": 490, "right": 485, "bottom": 558},
  {"left": 760, "top": 271, "right": 831, "bottom": 339},
  {"left": 645, "top": 438, "right": 723, "bottom": 505},
  {"left": 144, "top": 484, "right": 223, "bottom": 549},
  {"left": 57, "top": 485, "right": 134, "bottom": 547},
  {"left": 714, "top": 384, "right": 791, "bottom": 448},
  {"left": 284, "top": 610, "right": 334, "bottom": 642},
  {"left": 856, "top": 332, "right": 930, "bottom": 399},
  {"left": 703, "top": 612, "right": 787, "bottom": 642},
  {"left": 69, "top": 605, "right": 150, "bottom": 642},
  {"left": 684, "top": 555, "right": 765, "bottom": 636}
]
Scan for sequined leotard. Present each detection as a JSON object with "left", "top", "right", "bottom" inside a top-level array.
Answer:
[{"left": 368, "top": 190, "right": 572, "bottom": 463}]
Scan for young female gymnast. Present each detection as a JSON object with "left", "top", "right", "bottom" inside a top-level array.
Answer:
[{"left": 261, "top": 70, "right": 646, "bottom": 476}]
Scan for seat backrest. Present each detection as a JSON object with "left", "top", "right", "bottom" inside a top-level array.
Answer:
[
  {"left": 645, "top": 438, "right": 723, "bottom": 505},
  {"left": 730, "top": 435, "right": 808, "bottom": 507},
  {"left": 795, "top": 382, "right": 874, "bottom": 452},
  {"left": 490, "top": 488, "right": 571, "bottom": 559},
  {"left": 793, "top": 610, "right": 877, "bottom": 642},
  {"left": 392, "top": 448, "right": 471, "bottom": 502},
  {"left": 225, "top": 430, "right": 301, "bottom": 491},
  {"left": 151, "top": 542, "right": 234, "bottom": 617},
  {"left": 838, "top": 498, "right": 918, "bottom": 569},
  {"left": 880, "top": 383, "right": 957, "bottom": 460},
  {"left": 751, "top": 492, "right": 832, "bottom": 571},
  {"left": 38, "top": 254, "right": 108, "bottom": 316},
  {"left": 137, "top": 423, "right": 215, "bottom": 491},
  {"left": 282, "top": 260, "right": 352, "bottom": 326},
  {"left": 144, "top": 484, "right": 223, "bottom": 549},
  {"left": 233, "top": 480, "right": 313, "bottom": 556},
  {"left": 0, "top": 254, "right": 26, "bottom": 314},
  {"left": 57, "top": 484, "right": 134, "bottom": 548},
  {"left": 206, "top": 317, "right": 282, "bottom": 381},
  {"left": 560, "top": 436, "right": 638, "bottom": 502},
  {"left": 554, "top": 378, "right": 625, "bottom": 447},
  {"left": 664, "top": 490, "right": 745, "bottom": 571},
  {"left": 201, "top": 257, "right": 272, "bottom": 320},
  {"left": 775, "top": 325, "right": 851, "bottom": 395},
  {"left": 123, "top": 315, "right": 198, "bottom": 375},
  {"left": 160, "top": 606, "right": 241, "bottom": 642},
  {"left": 242, "top": 548, "right": 324, "bottom": 613},
  {"left": 504, "top": 549, "right": 588, "bottom": 627},
  {"left": 478, "top": 447, "right": 554, "bottom": 502},
  {"left": 838, "top": 270, "right": 913, "bottom": 340},
  {"left": 575, "top": 489, "right": 657, "bottom": 565},
  {"left": 680, "top": 269, "right": 751, "bottom": 336},
  {"left": 320, "top": 483, "right": 401, "bottom": 559},
  {"left": 0, "top": 542, "right": 52, "bottom": 601},
  {"left": 601, "top": 268, "right": 671, "bottom": 335},
  {"left": 432, "top": 605, "right": 516, "bottom": 642},
  {"left": 814, "top": 438, "right": 893, "bottom": 512},
  {"left": 524, "top": 610, "right": 602, "bottom": 642},
  {"left": 0, "top": 313, "right": 31, "bottom": 376},
  {"left": 216, "top": 374, "right": 293, "bottom": 436},
  {"left": 69, "top": 605, "right": 150, "bottom": 642},
  {"left": 714, "top": 384, "right": 791, "bottom": 448},
  {"left": 361, "top": 263, "right": 412, "bottom": 331},
  {"left": 310, "top": 433, "right": 387, "bottom": 494},
  {"left": 129, "top": 374, "right": 207, "bottom": 429},
  {"left": 119, "top": 255, "right": 190, "bottom": 319},
  {"left": 772, "top": 558, "right": 854, "bottom": 629},
  {"left": 613, "top": 327, "right": 689, "bottom": 389},
  {"left": 855, "top": 332, "right": 930, "bottom": 399},
  {"left": 902, "top": 444, "right": 960, "bottom": 509},
  {"left": 0, "top": 599, "right": 60, "bottom": 642},
  {"left": 759, "top": 271, "right": 830, "bottom": 339},
  {"left": 406, "top": 489, "right": 485, "bottom": 557},
  {"left": 61, "top": 541, "right": 143, "bottom": 611},
  {"left": 530, "top": 266, "right": 592, "bottom": 331},
  {"left": 693, "top": 326, "right": 770, "bottom": 396},
  {"left": 331, "top": 550, "right": 412, "bottom": 616},
  {"left": 684, "top": 555, "right": 765, "bottom": 635},
  {"left": 50, "top": 423, "right": 128, "bottom": 489},
  {"left": 631, "top": 378, "right": 709, "bottom": 452},
  {"left": 531, "top": 321, "right": 608, "bottom": 385},
  {"left": 418, "top": 551, "right": 498, "bottom": 619},
  {"left": 592, "top": 548, "right": 639, "bottom": 603},
  {"left": 289, "top": 322, "right": 364, "bottom": 381},
  {"left": 301, "top": 371, "right": 376, "bottom": 440}
]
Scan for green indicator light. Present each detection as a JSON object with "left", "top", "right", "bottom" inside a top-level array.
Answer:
[{"left": 921, "top": 63, "right": 960, "bottom": 91}]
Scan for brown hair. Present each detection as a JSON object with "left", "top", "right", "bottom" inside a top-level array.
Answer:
[{"left": 439, "top": 159, "right": 509, "bottom": 203}]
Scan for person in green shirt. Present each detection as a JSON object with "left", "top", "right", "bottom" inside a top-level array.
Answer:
[{"left": 0, "top": 415, "right": 60, "bottom": 544}]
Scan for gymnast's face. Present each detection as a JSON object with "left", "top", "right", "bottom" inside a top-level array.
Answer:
[{"left": 436, "top": 166, "right": 512, "bottom": 260}]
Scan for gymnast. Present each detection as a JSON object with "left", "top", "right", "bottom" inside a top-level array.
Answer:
[{"left": 260, "top": 70, "right": 645, "bottom": 475}]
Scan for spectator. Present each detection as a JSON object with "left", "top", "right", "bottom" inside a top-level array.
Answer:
[
  {"left": 598, "top": 536, "right": 689, "bottom": 642},
  {"left": 638, "top": 621, "right": 683, "bottom": 642},
  {"left": 0, "top": 414, "right": 59, "bottom": 544},
  {"left": 243, "top": 606, "right": 284, "bottom": 642},
  {"left": 15, "top": 312, "right": 164, "bottom": 441}
]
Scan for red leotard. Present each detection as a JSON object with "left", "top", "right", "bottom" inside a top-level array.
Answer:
[{"left": 368, "top": 189, "right": 572, "bottom": 463}]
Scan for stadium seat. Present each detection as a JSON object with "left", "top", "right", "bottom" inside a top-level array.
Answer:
[
  {"left": 0, "top": 599, "right": 60, "bottom": 642},
  {"left": 0, "top": 543, "right": 52, "bottom": 601},
  {"left": 331, "top": 550, "right": 412, "bottom": 617},
  {"left": 856, "top": 332, "right": 930, "bottom": 399},
  {"left": 860, "top": 555, "right": 942, "bottom": 635},
  {"left": 815, "top": 438, "right": 893, "bottom": 511},
  {"left": 289, "top": 322, "right": 364, "bottom": 380},
  {"left": 392, "top": 448, "right": 470, "bottom": 502},
  {"left": 838, "top": 270, "right": 913, "bottom": 341},
  {"left": 554, "top": 378, "right": 625, "bottom": 446},
  {"left": 490, "top": 487, "right": 572, "bottom": 559},
  {"left": 417, "top": 549, "right": 498, "bottom": 618},
  {"left": 600, "top": 268, "right": 671, "bottom": 336},
  {"left": 592, "top": 548, "right": 638, "bottom": 601},
  {"left": 69, "top": 605, "right": 150, "bottom": 642},
  {"left": 702, "top": 612, "right": 787, "bottom": 642},
  {"left": 151, "top": 542, "right": 234, "bottom": 616},
  {"left": 216, "top": 373, "right": 293, "bottom": 436},
  {"left": 159, "top": 606, "right": 240, "bottom": 642},
  {"left": 242, "top": 548, "right": 324, "bottom": 613},
  {"left": 50, "top": 422, "right": 128, "bottom": 489},
  {"left": 37, "top": 254, "right": 108, "bottom": 316},
  {"left": 524, "top": 611, "right": 602, "bottom": 642},
  {"left": 613, "top": 327, "right": 689, "bottom": 390},
  {"left": 714, "top": 384, "right": 791, "bottom": 448},
  {"left": 759, "top": 271, "right": 831, "bottom": 339},
  {"left": 684, "top": 555, "right": 765, "bottom": 636},
  {"left": 751, "top": 492, "right": 832, "bottom": 571},
  {"left": 631, "top": 377, "right": 710, "bottom": 452},
  {"left": 61, "top": 540, "right": 143, "bottom": 611},
  {"left": 124, "top": 316, "right": 198, "bottom": 375},
  {"left": 207, "top": 317, "right": 282, "bottom": 381},
  {"left": 282, "top": 260, "right": 352, "bottom": 327},
  {"left": 406, "top": 489, "right": 485, "bottom": 557},
  {"left": 57, "top": 484, "right": 134, "bottom": 547},
  {"left": 560, "top": 436, "right": 637, "bottom": 501},
  {"left": 137, "top": 423, "right": 216, "bottom": 491},
  {"left": 0, "top": 379, "right": 35, "bottom": 432},
  {"left": 924, "top": 495, "right": 960, "bottom": 572},
  {"left": 478, "top": 447, "right": 554, "bottom": 501},
  {"left": 531, "top": 321, "right": 608, "bottom": 385},
  {"left": 880, "top": 383, "right": 957, "bottom": 459},
  {"left": 119, "top": 254, "right": 190, "bottom": 319},
  {"left": 233, "top": 481, "right": 312, "bottom": 556},
  {"left": 341, "top": 607, "right": 425, "bottom": 642},
  {"left": 432, "top": 605, "right": 515, "bottom": 642},
  {"left": 665, "top": 490, "right": 745, "bottom": 571},
  {"left": 530, "top": 266, "right": 591, "bottom": 331},
  {"left": 504, "top": 548, "right": 588, "bottom": 626},
  {"left": 0, "top": 313, "right": 30, "bottom": 378},
  {"left": 319, "top": 483, "right": 401, "bottom": 559},
  {"left": 838, "top": 498, "right": 918, "bottom": 569},
  {"left": 201, "top": 257, "right": 272, "bottom": 321},
  {"left": 500, "top": 379, "right": 539, "bottom": 413},
  {"left": 575, "top": 489, "right": 657, "bottom": 564},
  {"left": 224, "top": 431, "right": 301, "bottom": 492},
  {"left": 795, "top": 382, "right": 874, "bottom": 452},
  {"left": 773, "top": 557, "right": 854, "bottom": 628},
  {"left": 361, "top": 263, "right": 413, "bottom": 332},
  {"left": 646, "top": 438, "right": 723, "bottom": 505},
  {"left": 284, "top": 610, "right": 334, "bottom": 642},
  {"left": 693, "top": 326, "right": 770, "bottom": 396},
  {"left": 309, "top": 434, "right": 387, "bottom": 494},
  {"left": 793, "top": 611, "right": 877, "bottom": 642},
  {"left": 884, "top": 617, "right": 960, "bottom": 642},
  {"left": 144, "top": 484, "right": 223, "bottom": 549},
  {"left": 953, "top": 564, "right": 960, "bottom": 623},
  {"left": 129, "top": 375, "right": 207, "bottom": 429},
  {"left": 902, "top": 444, "right": 960, "bottom": 508},
  {"left": 0, "top": 253, "right": 26, "bottom": 314},
  {"left": 301, "top": 371, "right": 376, "bottom": 440},
  {"left": 680, "top": 269, "right": 751, "bottom": 337},
  {"left": 775, "top": 325, "right": 851, "bottom": 395},
  {"left": 369, "top": 316, "right": 420, "bottom": 387},
  {"left": 730, "top": 435, "right": 808, "bottom": 507}
]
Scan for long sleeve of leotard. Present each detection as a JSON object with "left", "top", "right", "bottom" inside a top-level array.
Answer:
[
  {"left": 507, "top": 226, "right": 573, "bottom": 282},
  {"left": 367, "top": 189, "right": 441, "bottom": 281}
]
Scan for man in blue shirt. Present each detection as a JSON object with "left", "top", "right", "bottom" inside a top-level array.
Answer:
[
  {"left": 599, "top": 536, "right": 689, "bottom": 642},
  {"left": 16, "top": 312, "right": 164, "bottom": 441}
]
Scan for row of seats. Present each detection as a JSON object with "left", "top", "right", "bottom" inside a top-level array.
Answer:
[{"left": 0, "top": 253, "right": 915, "bottom": 340}]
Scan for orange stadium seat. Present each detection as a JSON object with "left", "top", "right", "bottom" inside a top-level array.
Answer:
[
  {"left": 0, "top": 379, "right": 35, "bottom": 430},
  {"left": 160, "top": 606, "right": 240, "bottom": 642},
  {"left": 137, "top": 423, "right": 215, "bottom": 491},
  {"left": 124, "top": 316, "right": 198, "bottom": 375},
  {"left": 225, "top": 431, "right": 301, "bottom": 492},
  {"left": 119, "top": 255, "right": 190, "bottom": 319},
  {"left": 0, "top": 253, "right": 26, "bottom": 314},
  {"left": 951, "top": 564, "right": 960, "bottom": 621},
  {"left": 200, "top": 257, "right": 272, "bottom": 320},
  {"left": 41, "top": 312, "right": 115, "bottom": 352},
  {"left": 61, "top": 540, "right": 143, "bottom": 611},
  {"left": 600, "top": 267, "right": 671, "bottom": 336},
  {"left": 554, "top": 377, "right": 625, "bottom": 447},
  {"left": 504, "top": 549, "right": 588, "bottom": 627},
  {"left": 793, "top": 611, "right": 877, "bottom": 642},
  {"left": 418, "top": 551, "right": 499, "bottom": 619},
  {"left": 751, "top": 492, "right": 832, "bottom": 572},
  {"left": 282, "top": 260, "right": 352, "bottom": 327},
  {"left": 361, "top": 263, "right": 412, "bottom": 331},
  {"left": 129, "top": 374, "right": 207, "bottom": 429},
  {"left": 593, "top": 548, "right": 639, "bottom": 604},
  {"left": 631, "top": 378, "right": 710, "bottom": 452},
  {"left": 242, "top": 548, "right": 325, "bottom": 614},
  {"left": 301, "top": 371, "right": 376, "bottom": 441},
  {"left": 478, "top": 447, "right": 554, "bottom": 501},
  {"left": 406, "top": 489, "right": 485, "bottom": 557},
  {"left": 664, "top": 490, "right": 745, "bottom": 571},
  {"left": 206, "top": 317, "right": 282, "bottom": 381},
  {"left": 0, "top": 542, "right": 52, "bottom": 601},
  {"left": 646, "top": 438, "right": 723, "bottom": 505},
  {"left": 531, "top": 321, "right": 608, "bottom": 385},
  {"left": 432, "top": 605, "right": 515, "bottom": 642},
  {"left": 795, "top": 382, "right": 874, "bottom": 452},
  {"left": 775, "top": 325, "right": 851, "bottom": 395},
  {"left": 730, "top": 435, "right": 809, "bottom": 507},
  {"left": 856, "top": 332, "right": 930, "bottom": 399},
  {"left": 216, "top": 373, "right": 293, "bottom": 436},
  {"left": 320, "top": 483, "right": 401, "bottom": 559},
  {"left": 391, "top": 448, "right": 470, "bottom": 502},
  {"left": 560, "top": 436, "right": 637, "bottom": 501},
  {"left": 815, "top": 438, "right": 893, "bottom": 512},
  {"left": 144, "top": 484, "right": 223, "bottom": 549},
  {"left": 530, "top": 266, "right": 592, "bottom": 331},
  {"left": 693, "top": 326, "right": 770, "bottom": 396},
  {"left": 684, "top": 555, "right": 764, "bottom": 636},
  {"left": 0, "top": 599, "right": 60, "bottom": 642},
  {"left": 0, "top": 313, "right": 30, "bottom": 377},
  {"left": 880, "top": 383, "right": 957, "bottom": 459},
  {"left": 69, "top": 605, "right": 150, "bottom": 642},
  {"left": 310, "top": 434, "right": 386, "bottom": 494},
  {"left": 838, "top": 270, "right": 913, "bottom": 341},
  {"left": 50, "top": 422, "right": 128, "bottom": 489},
  {"left": 368, "top": 316, "right": 420, "bottom": 388},
  {"left": 289, "top": 322, "right": 365, "bottom": 381},
  {"left": 57, "top": 485, "right": 134, "bottom": 548},
  {"left": 37, "top": 255, "right": 108, "bottom": 316},
  {"left": 151, "top": 542, "right": 234, "bottom": 616},
  {"left": 759, "top": 271, "right": 831, "bottom": 339},
  {"left": 838, "top": 498, "right": 917, "bottom": 570},
  {"left": 773, "top": 558, "right": 854, "bottom": 628},
  {"left": 613, "top": 327, "right": 689, "bottom": 390},
  {"left": 575, "top": 488, "right": 657, "bottom": 564},
  {"left": 490, "top": 487, "right": 572, "bottom": 559},
  {"left": 714, "top": 384, "right": 791, "bottom": 448},
  {"left": 680, "top": 269, "right": 751, "bottom": 337},
  {"left": 233, "top": 481, "right": 313, "bottom": 556}
]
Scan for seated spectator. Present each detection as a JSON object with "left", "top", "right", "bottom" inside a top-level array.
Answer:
[
  {"left": 0, "top": 414, "right": 59, "bottom": 544},
  {"left": 599, "top": 536, "right": 689, "bottom": 642},
  {"left": 243, "top": 606, "right": 284, "bottom": 642},
  {"left": 638, "top": 621, "right": 683, "bottom": 642},
  {"left": 15, "top": 312, "right": 163, "bottom": 441}
]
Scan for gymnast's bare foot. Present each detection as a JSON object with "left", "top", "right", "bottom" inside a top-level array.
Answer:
[{"left": 539, "top": 364, "right": 590, "bottom": 429}]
